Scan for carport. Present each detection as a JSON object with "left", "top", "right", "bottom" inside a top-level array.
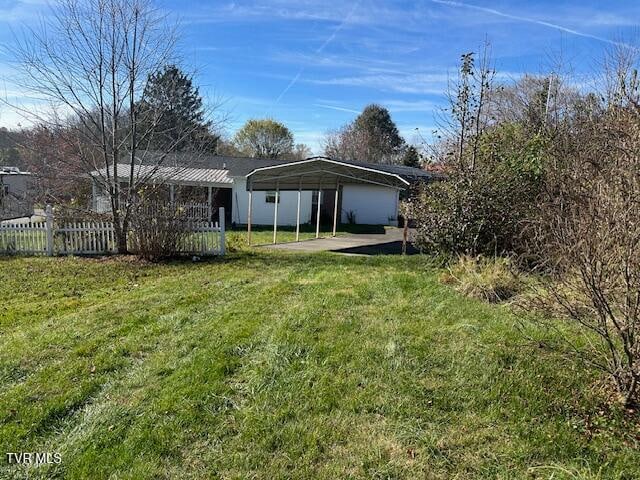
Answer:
[{"left": 245, "top": 157, "right": 409, "bottom": 244}]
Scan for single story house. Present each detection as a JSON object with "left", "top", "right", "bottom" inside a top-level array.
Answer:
[
  {"left": 0, "top": 166, "right": 33, "bottom": 221},
  {"left": 90, "top": 153, "right": 436, "bottom": 229}
]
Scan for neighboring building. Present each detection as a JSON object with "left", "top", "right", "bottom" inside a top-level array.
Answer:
[
  {"left": 90, "top": 154, "right": 436, "bottom": 226},
  {"left": 0, "top": 166, "right": 34, "bottom": 221}
]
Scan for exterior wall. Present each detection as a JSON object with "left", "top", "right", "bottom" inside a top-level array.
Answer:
[
  {"left": 341, "top": 184, "right": 399, "bottom": 226},
  {"left": 0, "top": 174, "right": 33, "bottom": 221},
  {"left": 232, "top": 177, "right": 313, "bottom": 226}
]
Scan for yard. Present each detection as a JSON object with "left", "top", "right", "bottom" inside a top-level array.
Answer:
[{"left": 1, "top": 250, "right": 639, "bottom": 479}]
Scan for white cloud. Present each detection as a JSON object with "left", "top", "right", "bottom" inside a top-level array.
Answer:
[
  {"left": 180, "top": 1, "right": 416, "bottom": 29},
  {"left": 381, "top": 99, "right": 440, "bottom": 112},
  {"left": 307, "top": 72, "right": 450, "bottom": 95}
]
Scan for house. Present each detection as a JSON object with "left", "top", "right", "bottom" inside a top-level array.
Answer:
[
  {"left": 90, "top": 154, "right": 436, "bottom": 229},
  {"left": 0, "top": 166, "right": 34, "bottom": 221}
]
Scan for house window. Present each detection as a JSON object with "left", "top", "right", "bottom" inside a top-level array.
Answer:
[{"left": 265, "top": 191, "right": 280, "bottom": 203}]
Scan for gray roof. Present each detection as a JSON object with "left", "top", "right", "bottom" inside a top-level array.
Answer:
[
  {"left": 133, "top": 151, "right": 287, "bottom": 177},
  {"left": 92, "top": 163, "right": 231, "bottom": 187},
  {"left": 133, "top": 151, "right": 435, "bottom": 183}
]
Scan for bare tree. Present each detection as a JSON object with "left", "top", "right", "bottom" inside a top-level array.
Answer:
[
  {"left": 531, "top": 46, "right": 640, "bottom": 407},
  {"left": 436, "top": 42, "right": 495, "bottom": 173},
  {"left": 7, "top": 0, "right": 214, "bottom": 252}
]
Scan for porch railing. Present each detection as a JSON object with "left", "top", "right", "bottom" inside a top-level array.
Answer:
[{"left": 95, "top": 197, "right": 212, "bottom": 220}]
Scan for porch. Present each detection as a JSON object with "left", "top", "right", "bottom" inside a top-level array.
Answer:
[{"left": 90, "top": 163, "right": 233, "bottom": 222}]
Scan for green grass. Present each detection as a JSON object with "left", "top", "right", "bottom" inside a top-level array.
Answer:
[
  {"left": 226, "top": 223, "right": 386, "bottom": 247},
  {"left": 0, "top": 251, "right": 638, "bottom": 479}
]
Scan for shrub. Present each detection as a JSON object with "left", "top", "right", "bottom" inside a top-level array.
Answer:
[
  {"left": 412, "top": 124, "right": 545, "bottom": 257},
  {"left": 440, "top": 255, "right": 524, "bottom": 303},
  {"left": 128, "top": 203, "right": 190, "bottom": 261},
  {"left": 530, "top": 108, "right": 640, "bottom": 407}
]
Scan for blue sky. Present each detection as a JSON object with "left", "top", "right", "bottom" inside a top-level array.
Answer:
[{"left": 1, "top": 0, "right": 639, "bottom": 153}]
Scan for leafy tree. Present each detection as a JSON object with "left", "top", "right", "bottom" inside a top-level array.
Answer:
[
  {"left": 139, "top": 65, "right": 218, "bottom": 153},
  {"left": 354, "top": 104, "right": 405, "bottom": 162},
  {"left": 323, "top": 104, "right": 405, "bottom": 164},
  {"left": 233, "top": 119, "right": 294, "bottom": 158},
  {"left": 402, "top": 145, "right": 421, "bottom": 168}
]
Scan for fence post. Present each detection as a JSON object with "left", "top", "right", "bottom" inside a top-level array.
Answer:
[
  {"left": 45, "top": 204, "right": 54, "bottom": 256},
  {"left": 218, "top": 207, "right": 225, "bottom": 256}
]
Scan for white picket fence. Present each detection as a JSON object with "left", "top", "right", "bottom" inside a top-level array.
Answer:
[
  {"left": 174, "top": 201, "right": 211, "bottom": 220},
  {"left": 0, "top": 219, "right": 48, "bottom": 255},
  {"left": 0, "top": 205, "right": 225, "bottom": 257},
  {"left": 56, "top": 221, "right": 117, "bottom": 255}
]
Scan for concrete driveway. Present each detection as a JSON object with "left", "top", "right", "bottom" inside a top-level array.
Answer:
[{"left": 263, "top": 228, "right": 419, "bottom": 255}]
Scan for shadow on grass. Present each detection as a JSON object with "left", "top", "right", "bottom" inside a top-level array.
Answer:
[{"left": 332, "top": 240, "right": 421, "bottom": 256}]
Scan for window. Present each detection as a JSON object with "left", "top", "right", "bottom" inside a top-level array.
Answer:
[{"left": 265, "top": 191, "right": 280, "bottom": 203}]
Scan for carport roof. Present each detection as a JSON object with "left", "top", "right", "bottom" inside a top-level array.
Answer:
[{"left": 246, "top": 156, "right": 419, "bottom": 191}]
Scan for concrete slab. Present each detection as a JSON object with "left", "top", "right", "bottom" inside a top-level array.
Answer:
[{"left": 261, "top": 228, "right": 419, "bottom": 255}]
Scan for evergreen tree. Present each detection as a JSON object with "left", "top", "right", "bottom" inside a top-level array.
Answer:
[
  {"left": 402, "top": 145, "right": 421, "bottom": 168},
  {"left": 139, "top": 65, "right": 218, "bottom": 153}
]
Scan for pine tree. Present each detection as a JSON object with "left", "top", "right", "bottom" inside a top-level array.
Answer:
[
  {"left": 402, "top": 145, "right": 422, "bottom": 168},
  {"left": 139, "top": 65, "right": 218, "bottom": 153}
]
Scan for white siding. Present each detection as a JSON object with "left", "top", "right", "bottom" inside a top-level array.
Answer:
[
  {"left": 341, "top": 184, "right": 399, "bottom": 226},
  {"left": 232, "top": 177, "right": 313, "bottom": 226}
]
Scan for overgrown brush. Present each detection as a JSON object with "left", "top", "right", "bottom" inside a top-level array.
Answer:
[
  {"left": 128, "top": 203, "right": 190, "bottom": 261},
  {"left": 440, "top": 255, "right": 524, "bottom": 303}
]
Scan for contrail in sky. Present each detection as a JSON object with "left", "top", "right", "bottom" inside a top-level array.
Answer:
[
  {"left": 313, "top": 103, "right": 360, "bottom": 114},
  {"left": 431, "top": 0, "right": 632, "bottom": 48},
  {"left": 275, "top": 70, "right": 303, "bottom": 105},
  {"left": 274, "top": 2, "right": 361, "bottom": 105}
]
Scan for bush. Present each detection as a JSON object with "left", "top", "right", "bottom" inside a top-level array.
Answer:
[
  {"left": 440, "top": 255, "right": 524, "bottom": 303},
  {"left": 412, "top": 124, "right": 544, "bottom": 257},
  {"left": 128, "top": 203, "right": 190, "bottom": 261},
  {"left": 529, "top": 102, "right": 640, "bottom": 407}
]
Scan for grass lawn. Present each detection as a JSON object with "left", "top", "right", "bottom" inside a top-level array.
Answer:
[
  {"left": 1, "top": 250, "right": 638, "bottom": 479},
  {"left": 225, "top": 223, "right": 386, "bottom": 248}
]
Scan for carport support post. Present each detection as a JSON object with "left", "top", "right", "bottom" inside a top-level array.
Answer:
[
  {"left": 247, "top": 184, "right": 253, "bottom": 245},
  {"left": 315, "top": 187, "right": 322, "bottom": 239},
  {"left": 207, "top": 186, "right": 212, "bottom": 221},
  {"left": 332, "top": 179, "right": 339, "bottom": 237},
  {"left": 273, "top": 182, "right": 279, "bottom": 244},
  {"left": 295, "top": 178, "right": 302, "bottom": 242},
  {"left": 169, "top": 184, "right": 175, "bottom": 203}
]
